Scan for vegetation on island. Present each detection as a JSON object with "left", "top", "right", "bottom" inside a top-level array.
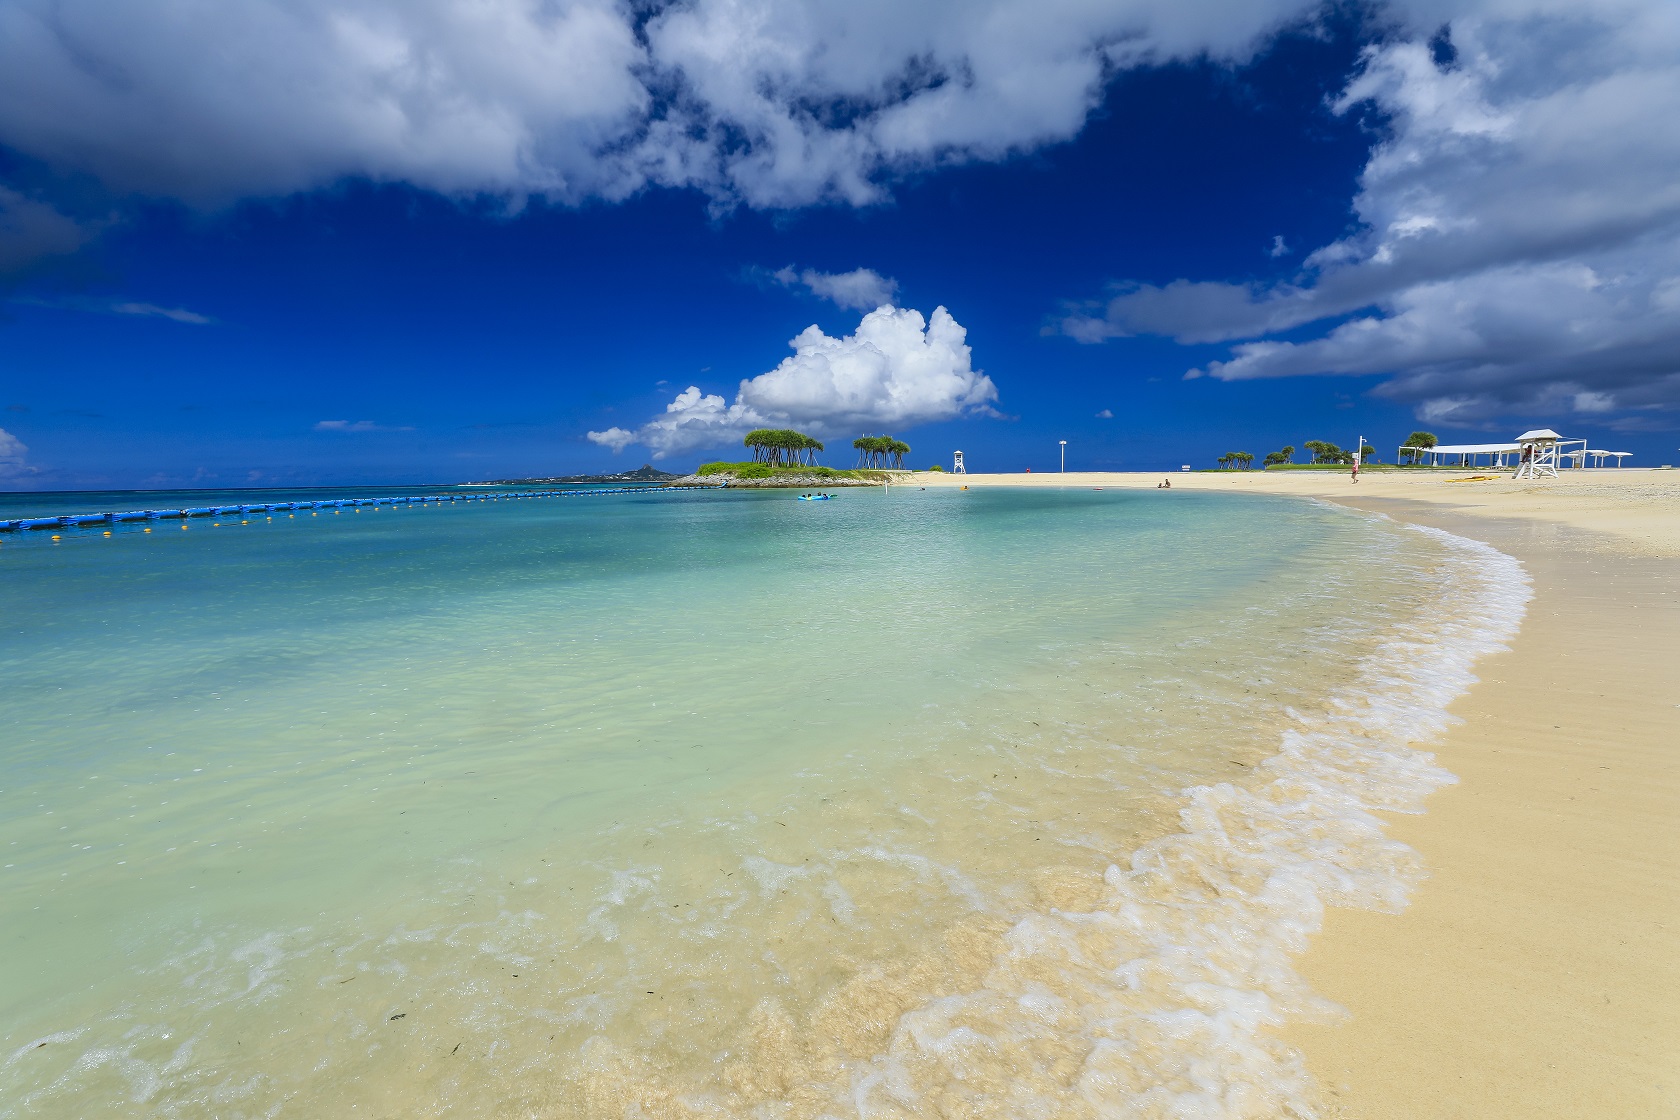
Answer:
[
  {"left": 744, "top": 428, "right": 825, "bottom": 467},
  {"left": 685, "top": 426, "right": 907, "bottom": 484},
  {"left": 696, "top": 461, "right": 879, "bottom": 481},
  {"left": 852, "top": 435, "right": 911, "bottom": 469},
  {"left": 1215, "top": 451, "right": 1255, "bottom": 470}
]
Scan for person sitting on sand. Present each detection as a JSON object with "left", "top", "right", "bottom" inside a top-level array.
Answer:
[{"left": 1159, "top": 478, "right": 1171, "bottom": 489}]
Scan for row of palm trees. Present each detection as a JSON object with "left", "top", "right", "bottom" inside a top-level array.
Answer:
[
  {"left": 740, "top": 428, "right": 913, "bottom": 469},
  {"left": 852, "top": 435, "right": 911, "bottom": 469},
  {"left": 744, "top": 429, "right": 825, "bottom": 466}
]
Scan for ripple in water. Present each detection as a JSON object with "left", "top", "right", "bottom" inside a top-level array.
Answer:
[{"left": 0, "top": 489, "right": 1525, "bottom": 1117}]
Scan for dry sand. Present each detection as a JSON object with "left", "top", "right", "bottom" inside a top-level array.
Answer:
[{"left": 906, "top": 467, "right": 1680, "bottom": 1118}]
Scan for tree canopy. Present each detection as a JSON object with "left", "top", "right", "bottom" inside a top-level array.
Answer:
[
  {"left": 1303, "top": 439, "right": 1355, "bottom": 465},
  {"left": 852, "top": 434, "right": 910, "bottom": 469},
  {"left": 1263, "top": 445, "right": 1295, "bottom": 466},
  {"left": 743, "top": 428, "right": 824, "bottom": 467},
  {"left": 1400, "top": 431, "right": 1438, "bottom": 464},
  {"left": 1216, "top": 451, "right": 1255, "bottom": 470}
]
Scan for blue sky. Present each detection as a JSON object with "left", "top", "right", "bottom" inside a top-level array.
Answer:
[{"left": 1, "top": 0, "right": 1676, "bottom": 488}]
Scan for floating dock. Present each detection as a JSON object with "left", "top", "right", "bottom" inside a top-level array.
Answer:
[{"left": 0, "top": 486, "right": 714, "bottom": 535}]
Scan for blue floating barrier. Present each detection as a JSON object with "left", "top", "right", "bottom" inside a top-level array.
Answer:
[{"left": 3, "top": 483, "right": 715, "bottom": 543}]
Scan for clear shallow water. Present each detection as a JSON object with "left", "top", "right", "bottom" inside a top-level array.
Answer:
[{"left": 0, "top": 486, "right": 1522, "bottom": 1117}]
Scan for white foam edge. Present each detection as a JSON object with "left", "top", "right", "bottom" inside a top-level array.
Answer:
[{"left": 842, "top": 517, "right": 1533, "bottom": 1120}]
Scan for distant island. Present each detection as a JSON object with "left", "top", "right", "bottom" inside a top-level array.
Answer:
[{"left": 460, "top": 465, "right": 682, "bottom": 486}]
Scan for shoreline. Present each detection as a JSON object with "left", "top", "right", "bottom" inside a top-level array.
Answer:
[{"left": 906, "top": 469, "right": 1680, "bottom": 1116}]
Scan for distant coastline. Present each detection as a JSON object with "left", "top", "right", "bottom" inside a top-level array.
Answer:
[{"left": 459, "top": 465, "right": 681, "bottom": 486}]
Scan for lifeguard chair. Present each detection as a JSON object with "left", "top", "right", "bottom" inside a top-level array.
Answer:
[
  {"left": 1513, "top": 429, "right": 1562, "bottom": 479},
  {"left": 952, "top": 450, "right": 966, "bottom": 474}
]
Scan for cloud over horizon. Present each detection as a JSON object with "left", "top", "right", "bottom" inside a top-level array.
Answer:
[
  {"left": 589, "top": 304, "right": 997, "bottom": 459},
  {"left": 1058, "top": 0, "right": 1680, "bottom": 427},
  {"left": 0, "top": 426, "right": 33, "bottom": 478}
]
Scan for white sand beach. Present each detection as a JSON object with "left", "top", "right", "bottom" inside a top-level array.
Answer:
[{"left": 906, "top": 467, "right": 1680, "bottom": 1118}]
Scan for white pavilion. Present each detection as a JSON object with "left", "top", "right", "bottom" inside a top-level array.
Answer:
[{"left": 1398, "top": 429, "right": 1630, "bottom": 478}]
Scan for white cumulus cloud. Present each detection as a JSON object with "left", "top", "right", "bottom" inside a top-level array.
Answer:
[
  {"left": 589, "top": 304, "right": 997, "bottom": 458},
  {"left": 0, "top": 426, "right": 32, "bottom": 477},
  {"left": 772, "top": 266, "right": 898, "bottom": 312},
  {"left": 1058, "top": 0, "right": 1680, "bottom": 426}
]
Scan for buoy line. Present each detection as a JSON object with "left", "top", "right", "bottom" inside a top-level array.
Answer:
[{"left": 0, "top": 486, "right": 714, "bottom": 538}]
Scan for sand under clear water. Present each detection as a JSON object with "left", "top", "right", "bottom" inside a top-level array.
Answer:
[{"left": 0, "top": 486, "right": 1524, "bottom": 1118}]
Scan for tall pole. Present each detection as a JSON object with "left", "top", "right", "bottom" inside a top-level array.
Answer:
[{"left": 1059, "top": 440, "right": 1067, "bottom": 472}]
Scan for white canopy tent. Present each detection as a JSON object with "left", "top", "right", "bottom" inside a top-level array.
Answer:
[
  {"left": 1565, "top": 449, "right": 1634, "bottom": 468},
  {"left": 1399, "top": 441, "right": 1521, "bottom": 467},
  {"left": 1398, "top": 429, "right": 1624, "bottom": 478}
]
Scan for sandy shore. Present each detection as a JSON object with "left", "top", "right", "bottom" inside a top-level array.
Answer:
[{"left": 906, "top": 467, "right": 1680, "bottom": 1117}]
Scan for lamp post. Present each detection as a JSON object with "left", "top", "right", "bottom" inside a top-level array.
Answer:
[{"left": 1059, "top": 440, "right": 1067, "bottom": 472}]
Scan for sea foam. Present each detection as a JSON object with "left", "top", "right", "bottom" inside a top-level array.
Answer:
[{"left": 833, "top": 523, "right": 1532, "bottom": 1119}]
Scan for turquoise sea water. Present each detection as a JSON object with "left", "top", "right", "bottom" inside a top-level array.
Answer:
[{"left": 0, "top": 485, "right": 1518, "bottom": 1117}]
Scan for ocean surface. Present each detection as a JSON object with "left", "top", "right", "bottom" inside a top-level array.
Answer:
[{"left": 0, "top": 484, "right": 1526, "bottom": 1118}]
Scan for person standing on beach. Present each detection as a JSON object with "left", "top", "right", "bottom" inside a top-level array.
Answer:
[{"left": 1351, "top": 457, "right": 1360, "bottom": 483}]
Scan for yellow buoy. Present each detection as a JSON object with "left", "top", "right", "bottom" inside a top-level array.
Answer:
[
  {"left": 51, "top": 534, "right": 61, "bottom": 540},
  {"left": 103, "top": 531, "right": 112, "bottom": 537},
  {"left": 144, "top": 528, "right": 152, "bottom": 533},
  {"left": 181, "top": 525, "right": 188, "bottom": 530}
]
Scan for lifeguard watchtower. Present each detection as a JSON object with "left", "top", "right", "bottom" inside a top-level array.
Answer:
[
  {"left": 952, "top": 450, "right": 966, "bottom": 474},
  {"left": 1514, "top": 429, "right": 1563, "bottom": 479}
]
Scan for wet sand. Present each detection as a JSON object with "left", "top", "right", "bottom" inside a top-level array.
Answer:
[{"left": 906, "top": 468, "right": 1680, "bottom": 1117}]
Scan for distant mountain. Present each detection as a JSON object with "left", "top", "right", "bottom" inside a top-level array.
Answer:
[{"left": 461, "top": 464, "right": 683, "bottom": 486}]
